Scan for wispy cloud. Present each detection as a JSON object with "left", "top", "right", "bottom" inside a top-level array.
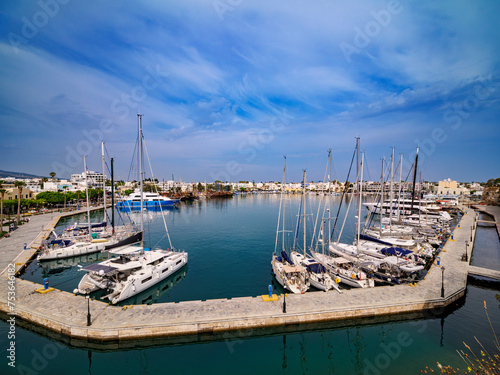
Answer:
[{"left": 0, "top": 0, "right": 499, "bottom": 181}]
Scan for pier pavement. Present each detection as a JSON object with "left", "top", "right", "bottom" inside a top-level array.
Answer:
[
  {"left": 0, "top": 206, "right": 109, "bottom": 275},
  {"left": 473, "top": 205, "right": 500, "bottom": 239},
  {"left": 2, "top": 206, "right": 495, "bottom": 347}
]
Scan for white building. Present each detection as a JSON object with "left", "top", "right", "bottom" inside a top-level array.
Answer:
[{"left": 71, "top": 171, "right": 105, "bottom": 189}]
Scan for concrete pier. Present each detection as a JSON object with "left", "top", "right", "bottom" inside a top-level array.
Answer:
[
  {"left": 473, "top": 205, "right": 500, "bottom": 240},
  {"left": 0, "top": 205, "right": 497, "bottom": 347},
  {"left": 468, "top": 266, "right": 500, "bottom": 281},
  {"left": 0, "top": 205, "right": 109, "bottom": 277}
]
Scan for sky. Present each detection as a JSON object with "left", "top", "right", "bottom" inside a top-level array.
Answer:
[{"left": 0, "top": 0, "right": 499, "bottom": 183}]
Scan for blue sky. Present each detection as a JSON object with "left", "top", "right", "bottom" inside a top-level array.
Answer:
[{"left": 0, "top": 0, "right": 499, "bottom": 183}]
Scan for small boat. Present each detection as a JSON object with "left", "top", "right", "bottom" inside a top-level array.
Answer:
[
  {"left": 311, "top": 250, "right": 374, "bottom": 288},
  {"left": 271, "top": 252, "right": 310, "bottom": 294},
  {"left": 270, "top": 157, "right": 310, "bottom": 294},
  {"left": 38, "top": 241, "right": 105, "bottom": 261},
  {"left": 291, "top": 251, "right": 340, "bottom": 292}
]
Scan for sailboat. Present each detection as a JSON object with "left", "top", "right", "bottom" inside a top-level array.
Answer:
[
  {"left": 271, "top": 157, "right": 310, "bottom": 294},
  {"left": 74, "top": 114, "right": 188, "bottom": 304},
  {"left": 310, "top": 146, "right": 374, "bottom": 288},
  {"left": 290, "top": 169, "right": 339, "bottom": 292},
  {"left": 38, "top": 156, "right": 106, "bottom": 261}
]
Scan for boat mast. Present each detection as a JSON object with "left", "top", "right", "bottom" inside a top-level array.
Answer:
[
  {"left": 327, "top": 149, "right": 332, "bottom": 254},
  {"left": 355, "top": 137, "right": 360, "bottom": 243},
  {"left": 282, "top": 156, "right": 286, "bottom": 252},
  {"left": 410, "top": 147, "right": 419, "bottom": 213},
  {"left": 380, "top": 157, "right": 385, "bottom": 235},
  {"left": 357, "top": 151, "right": 364, "bottom": 254},
  {"left": 111, "top": 157, "right": 115, "bottom": 234},
  {"left": 101, "top": 141, "right": 107, "bottom": 225},
  {"left": 83, "top": 155, "right": 91, "bottom": 239},
  {"left": 389, "top": 147, "right": 394, "bottom": 231},
  {"left": 302, "top": 169, "right": 306, "bottom": 256},
  {"left": 138, "top": 113, "right": 144, "bottom": 249},
  {"left": 397, "top": 153, "right": 403, "bottom": 222}
]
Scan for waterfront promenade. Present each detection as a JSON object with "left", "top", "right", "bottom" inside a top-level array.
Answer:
[{"left": 2, "top": 205, "right": 498, "bottom": 347}]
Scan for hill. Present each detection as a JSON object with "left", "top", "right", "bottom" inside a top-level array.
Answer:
[{"left": 0, "top": 170, "right": 45, "bottom": 179}]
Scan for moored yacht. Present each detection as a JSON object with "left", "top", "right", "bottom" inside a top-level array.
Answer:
[
  {"left": 117, "top": 190, "right": 179, "bottom": 209},
  {"left": 75, "top": 245, "right": 188, "bottom": 304}
]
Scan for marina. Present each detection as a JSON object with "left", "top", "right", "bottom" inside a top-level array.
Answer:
[
  {"left": 0, "top": 194, "right": 499, "bottom": 374},
  {"left": 1, "top": 197, "right": 496, "bottom": 345}
]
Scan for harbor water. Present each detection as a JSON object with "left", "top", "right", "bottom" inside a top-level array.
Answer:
[{"left": 1, "top": 194, "right": 499, "bottom": 374}]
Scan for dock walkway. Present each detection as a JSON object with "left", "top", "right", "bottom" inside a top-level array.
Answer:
[
  {"left": 0, "top": 205, "right": 497, "bottom": 347},
  {"left": 473, "top": 205, "right": 500, "bottom": 239},
  {"left": 468, "top": 265, "right": 500, "bottom": 281},
  {"left": 0, "top": 206, "right": 108, "bottom": 277}
]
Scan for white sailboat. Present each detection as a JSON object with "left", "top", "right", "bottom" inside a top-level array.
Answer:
[
  {"left": 290, "top": 169, "right": 339, "bottom": 292},
  {"left": 75, "top": 114, "right": 188, "bottom": 304},
  {"left": 38, "top": 156, "right": 106, "bottom": 261},
  {"left": 271, "top": 156, "right": 310, "bottom": 294}
]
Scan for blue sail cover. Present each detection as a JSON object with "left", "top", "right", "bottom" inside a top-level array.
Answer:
[
  {"left": 359, "top": 234, "right": 392, "bottom": 246},
  {"left": 307, "top": 263, "right": 326, "bottom": 274},
  {"left": 281, "top": 251, "right": 294, "bottom": 265},
  {"left": 50, "top": 239, "right": 72, "bottom": 247},
  {"left": 76, "top": 221, "right": 107, "bottom": 230},
  {"left": 380, "top": 247, "right": 413, "bottom": 257}
]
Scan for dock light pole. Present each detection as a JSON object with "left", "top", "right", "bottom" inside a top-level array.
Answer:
[
  {"left": 282, "top": 294, "right": 287, "bottom": 313},
  {"left": 441, "top": 266, "right": 445, "bottom": 298},
  {"left": 86, "top": 296, "right": 91, "bottom": 326},
  {"left": 465, "top": 240, "right": 469, "bottom": 262}
]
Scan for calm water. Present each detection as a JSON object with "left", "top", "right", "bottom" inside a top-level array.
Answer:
[{"left": 1, "top": 195, "right": 499, "bottom": 374}]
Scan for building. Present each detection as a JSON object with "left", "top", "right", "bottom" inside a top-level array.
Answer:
[
  {"left": 4, "top": 187, "right": 33, "bottom": 200},
  {"left": 436, "top": 178, "right": 469, "bottom": 196},
  {"left": 70, "top": 171, "right": 105, "bottom": 189}
]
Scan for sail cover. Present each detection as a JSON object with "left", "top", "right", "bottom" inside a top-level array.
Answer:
[
  {"left": 281, "top": 251, "right": 294, "bottom": 265},
  {"left": 81, "top": 263, "right": 117, "bottom": 275},
  {"left": 380, "top": 247, "right": 413, "bottom": 257},
  {"left": 307, "top": 263, "right": 326, "bottom": 274},
  {"left": 359, "top": 234, "right": 392, "bottom": 246}
]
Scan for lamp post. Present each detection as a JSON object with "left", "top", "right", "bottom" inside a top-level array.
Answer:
[
  {"left": 441, "top": 266, "right": 446, "bottom": 298},
  {"left": 282, "top": 293, "right": 287, "bottom": 313},
  {"left": 465, "top": 240, "right": 469, "bottom": 262},
  {"left": 86, "top": 296, "right": 91, "bottom": 326}
]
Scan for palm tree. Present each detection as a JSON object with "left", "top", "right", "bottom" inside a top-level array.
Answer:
[
  {"left": 49, "top": 172, "right": 56, "bottom": 180},
  {"left": 14, "top": 181, "right": 26, "bottom": 224}
]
